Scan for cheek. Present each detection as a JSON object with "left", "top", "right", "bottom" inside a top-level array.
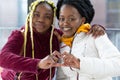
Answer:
[
  {"left": 32, "top": 17, "right": 36, "bottom": 23},
  {"left": 46, "top": 23, "right": 52, "bottom": 30},
  {"left": 72, "top": 23, "right": 81, "bottom": 32},
  {"left": 58, "top": 22, "right": 62, "bottom": 29},
  {"left": 46, "top": 19, "right": 53, "bottom": 26},
  {"left": 32, "top": 19, "right": 36, "bottom": 26},
  {"left": 32, "top": 22, "right": 36, "bottom": 29}
]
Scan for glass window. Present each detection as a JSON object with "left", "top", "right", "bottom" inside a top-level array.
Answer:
[
  {"left": 106, "top": 0, "right": 120, "bottom": 28},
  {"left": 0, "top": 0, "right": 27, "bottom": 49}
]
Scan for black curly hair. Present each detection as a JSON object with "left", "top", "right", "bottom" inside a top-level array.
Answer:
[{"left": 56, "top": 0, "right": 95, "bottom": 23}]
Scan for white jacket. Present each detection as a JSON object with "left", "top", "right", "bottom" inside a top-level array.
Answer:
[{"left": 56, "top": 32, "right": 120, "bottom": 80}]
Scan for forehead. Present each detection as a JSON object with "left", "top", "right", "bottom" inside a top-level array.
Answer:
[
  {"left": 60, "top": 4, "right": 80, "bottom": 17},
  {"left": 35, "top": 3, "right": 53, "bottom": 14}
]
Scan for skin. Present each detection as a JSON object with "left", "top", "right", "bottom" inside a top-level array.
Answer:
[
  {"left": 52, "top": 4, "right": 105, "bottom": 69},
  {"left": 38, "top": 55, "right": 56, "bottom": 69},
  {"left": 56, "top": 4, "right": 106, "bottom": 69},
  {"left": 35, "top": 4, "right": 105, "bottom": 69},
  {"left": 88, "top": 24, "right": 105, "bottom": 38},
  {"left": 0, "top": 2, "right": 106, "bottom": 76},
  {"left": 51, "top": 51, "right": 80, "bottom": 69},
  {"left": 59, "top": 5, "right": 86, "bottom": 38},
  {"left": 32, "top": 3, "right": 54, "bottom": 34},
  {"left": 32, "top": 3, "right": 56, "bottom": 69}
]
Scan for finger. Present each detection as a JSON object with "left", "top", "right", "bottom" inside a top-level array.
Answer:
[
  {"left": 48, "top": 56, "right": 56, "bottom": 63},
  {"left": 91, "top": 27, "right": 101, "bottom": 38},
  {"left": 51, "top": 55, "right": 59, "bottom": 62},
  {"left": 62, "top": 62, "right": 69, "bottom": 66},
  {"left": 62, "top": 52, "right": 70, "bottom": 58},
  {"left": 99, "top": 31, "right": 105, "bottom": 35},
  {"left": 90, "top": 25, "right": 97, "bottom": 33},
  {"left": 88, "top": 27, "right": 97, "bottom": 35},
  {"left": 48, "top": 59, "right": 55, "bottom": 64},
  {"left": 92, "top": 31, "right": 99, "bottom": 38},
  {"left": 91, "top": 24, "right": 105, "bottom": 36},
  {"left": 97, "top": 28, "right": 105, "bottom": 35},
  {"left": 62, "top": 56, "right": 71, "bottom": 64},
  {"left": 52, "top": 63, "right": 64, "bottom": 67},
  {"left": 63, "top": 58, "right": 73, "bottom": 66},
  {"left": 93, "top": 32, "right": 101, "bottom": 38},
  {"left": 87, "top": 28, "right": 93, "bottom": 35},
  {"left": 52, "top": 50, "right": 62, "bottom": 58},
  {"left": 92, "top": 29, "right": 105, "bottom": 38},
  {"left": 62, "top": 54, "right": 74, "bottom": 64}
]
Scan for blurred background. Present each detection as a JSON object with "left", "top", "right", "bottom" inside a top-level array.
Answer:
[{"left": 0, "top": 0, "right": 120, "bottom": 80}]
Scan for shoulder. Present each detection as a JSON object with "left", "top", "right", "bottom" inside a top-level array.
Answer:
[
  {"left": 8, "top": 27, "right": 25, "bottom": 41},
  {"left": 53, "top": 28, "right": 63, "bottom": 41},
  {"left": 95, "top": 33, "right": 109, "bottom": 43},
  {"left": 54, "top": 28, "right": 63, "bottom": 36}
]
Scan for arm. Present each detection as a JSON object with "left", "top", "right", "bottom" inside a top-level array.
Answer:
[
  {"left": 0, "top": 51, "right": 40, "bottom": 73},
  {"left": 59, "top": 34, "right": 120, "bottom": 78},
  {"left": 0, "top": 30, "right": 55, "bottom": 73},
  {"left": 88, "top": 24, "right": 105, "bottom": 38},
  {"left": 79, "top": 34, "right": 120, "bottom": 78},
  {"left": 0, "top": 30, "right": 40, "bottom": 73}
]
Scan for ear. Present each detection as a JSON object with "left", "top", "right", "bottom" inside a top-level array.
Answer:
[{"left": 81, "top": 17, "right": 86, "bottom": 24}]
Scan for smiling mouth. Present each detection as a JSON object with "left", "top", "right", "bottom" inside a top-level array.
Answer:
[
  {"left": 35, "top": 23, "right": 45, "bottom": 28},
  {"left": 62, "top": 27, "right": 71, "bottom": 31}
]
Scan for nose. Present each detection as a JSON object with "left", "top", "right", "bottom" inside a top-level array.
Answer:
[
  {"left": 37, "top": 16, "right": 44, "bottom": 22},
  {"left": 63, "top": 19, "right": 69, "bottom": 26}
]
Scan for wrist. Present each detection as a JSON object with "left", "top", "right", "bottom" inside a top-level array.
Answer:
[
  {"left": 77, "top": 58, "right": 80, "bottom": 69},
  {"left": 92, "top": 24, "right": 106, "bottom": 30},
  {"left": 37, "top": 61, "right": 42, "bottom": 69}
]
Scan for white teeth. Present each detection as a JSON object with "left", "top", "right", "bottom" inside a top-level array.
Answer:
[{"left": 63, "top": 28, "right": 71, "bottom": 31}]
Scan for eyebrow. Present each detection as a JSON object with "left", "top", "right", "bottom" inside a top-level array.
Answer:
[
  {"left": 34, "top": 11, "right": 53, "bottom": 15},
  {"left": 34, "top": 11, "right": 39, "bottom": 13},
  {"left": 59, "top": 15, "right": 76, "bottom": 18}
]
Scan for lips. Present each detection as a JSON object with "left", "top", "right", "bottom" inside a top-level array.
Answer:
[
  {"left": 62, "top": 27, "right": 71, "bottom": 32},
  {"left": 35, "top": 22, "right": 45, "bottom": 28}
]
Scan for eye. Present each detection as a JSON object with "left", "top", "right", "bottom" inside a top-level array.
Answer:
[
  {"left": 44, "top": 15, "right": 51, "bottom": 20},
  {"left": 59, "top": 17, "right": 65, "bottom": 22},
  {"left": 68, "top": 18, "right": 76, "bottom": 22},
  {"left": 33, "top": 13, "right": 40, "bottom": 17}
]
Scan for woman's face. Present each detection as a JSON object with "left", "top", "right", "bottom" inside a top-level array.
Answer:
[
  {"left": 59, "top": 4, "right": 85, "bottom": 38},
  {"left": 32, "top": 3, "right": 54, "bottom": 33}
]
